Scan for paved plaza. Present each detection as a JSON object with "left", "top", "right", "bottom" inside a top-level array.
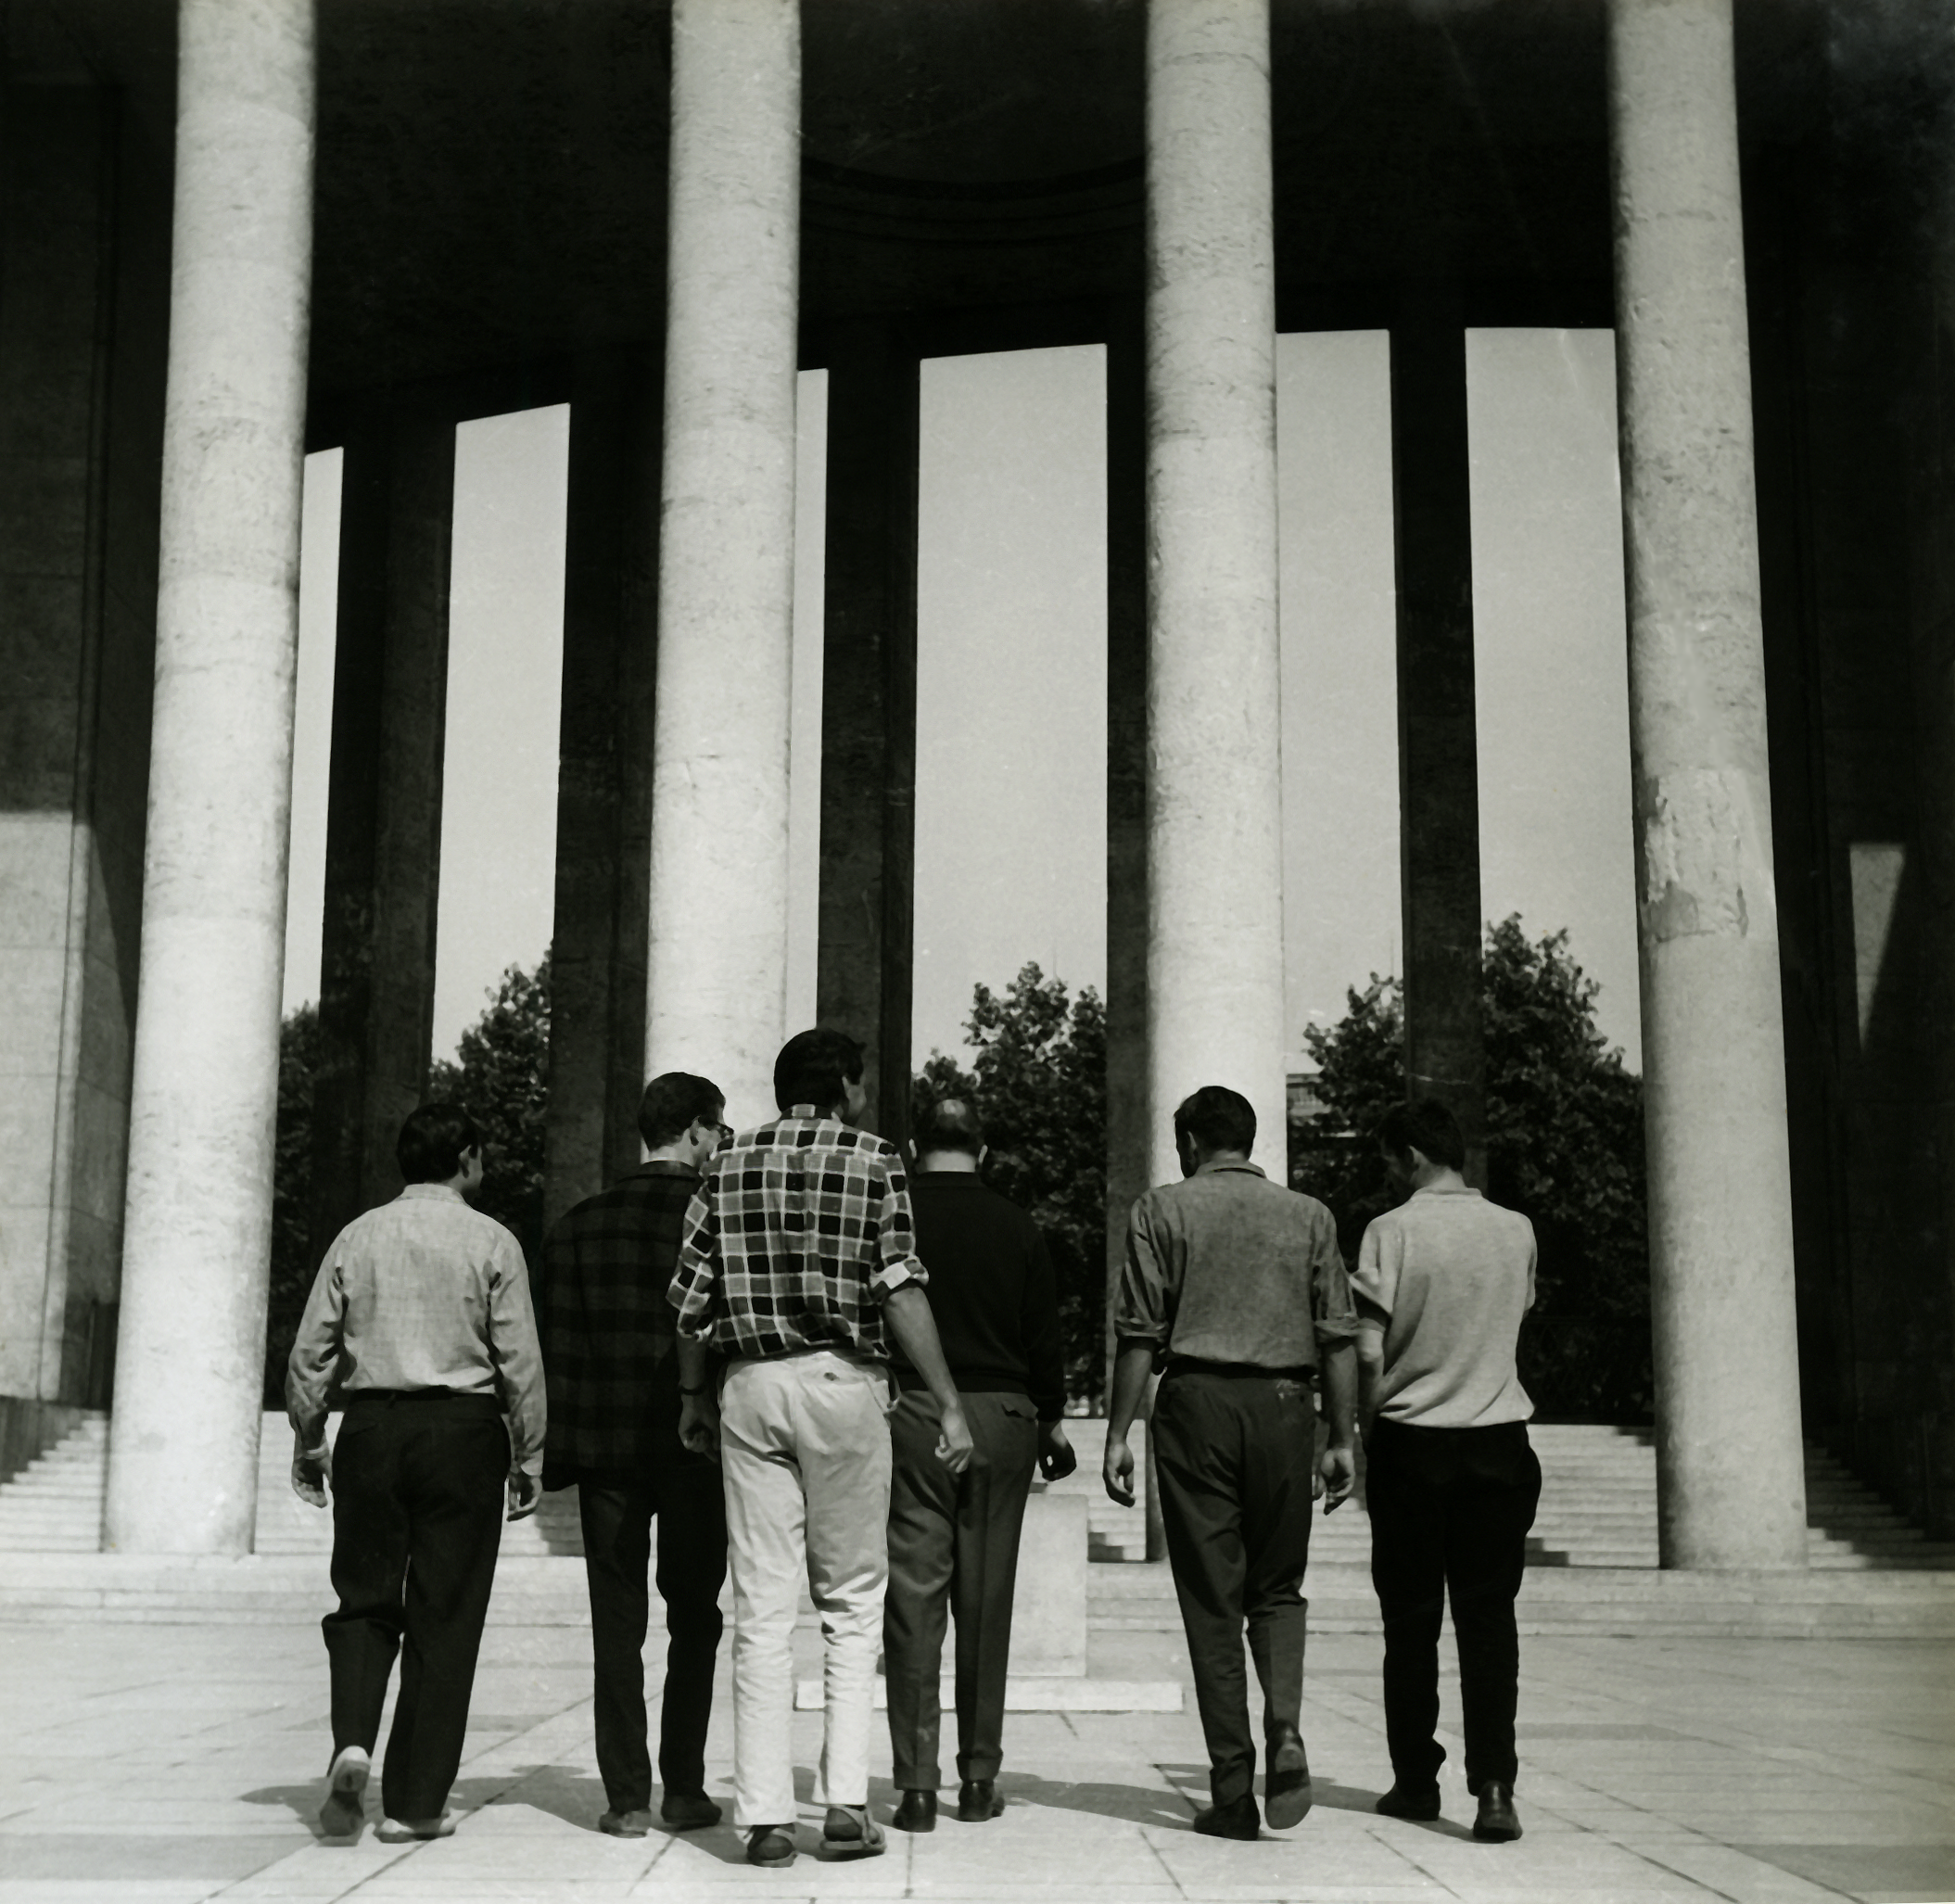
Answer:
[{"left": 3, "top": 1609, "right": 1951, "bottom": 1904}]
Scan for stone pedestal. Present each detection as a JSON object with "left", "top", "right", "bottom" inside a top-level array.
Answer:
[
  {"left": 106, "top": 0, "right": 314, "bottom": 1556},
  {"left": 1142, "top": 0, "right": 1287, "bottom": 1185},
  {"left": 1608, "top": 0, "right": 1808, "bottom": 1568}
]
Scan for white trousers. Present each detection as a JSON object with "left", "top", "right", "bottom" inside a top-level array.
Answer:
[{"left": 719, "top": 1349, "right": 894, "bottom": 1829}]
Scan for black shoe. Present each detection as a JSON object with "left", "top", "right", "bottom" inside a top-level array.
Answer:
[
  {"left": 892, "top": 1789, "right": 938, "bottom": 1832},
  {"left": 745, "top": 1824, "right": 796, "bottom": 1867},
  {"left": 659, "top": 1787, "right": 722, "bottom": 1831},
  {"left": 1376, "top": 1782, "right": 1442, "bottom": 1821},
  {"left": 956, "top": 1779, "right": 1004, "bottom": 1822},
  {"left": 1473, "top": 1783, "right": 1522, "bottom": 1842},
  {"left": 1263, "top": 1725, "right": 1313, "bottom": 1829},
  {"left": 1192, "top": 1792, "right": 1260, "bottom": 1840}
]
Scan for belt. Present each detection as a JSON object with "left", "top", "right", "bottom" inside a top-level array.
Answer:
[
  {"left": 344, "top": 1388, "right": 498, "bottom": 1406},
  {"left": 1162, "top": 1357, "right": 1315, "bottom": 1382}
]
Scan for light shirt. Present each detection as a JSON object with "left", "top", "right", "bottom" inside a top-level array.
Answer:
[
  {"left": 1115, "top": 1160, "right": 1358, "bottom": 1370},
  {"left": 668, "top": 1106, "right": 927, "bottom": 1361},
  {"left": 286, "top": 1183, "right": 547, "bottom": 1476},
  {"left": 1351, "top": 1186, "right": 1536, "bottom": 1428}
]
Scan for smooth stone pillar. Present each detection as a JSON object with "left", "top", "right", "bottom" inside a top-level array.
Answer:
[
  {"left": 816, "top": 319, "right": 919, "bottom": 1149},
  {"left": 1008, "top": 1491, "right": 1087, "bottom": 1676},
  {"left": 1143, "top": 0, "right": 1287, "bottom": 1187},
  {"left": 646, "top": 0, "right": 798, "bottom": 1125},
  {"left": 107, "top": 0, "right": 314, "bottom": 1555},
  {"left": 1390, "top": 304, "right": 1487, "bottom": 1185},
  {"left": 1608, "top": 0, "right": 1808, "bottom": 1568}
]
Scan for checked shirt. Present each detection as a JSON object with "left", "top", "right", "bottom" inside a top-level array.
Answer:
[
  {"left": 668, "top": 1105, "right": 927, "bottom": 1361},
  {"left": 534, "top": 1161, "right": 699, "bottom": 1480}
]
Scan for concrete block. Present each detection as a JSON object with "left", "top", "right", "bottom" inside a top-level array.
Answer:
[{"left": 1009, "top": 1487, "right": 1086, "bottom": 1676}]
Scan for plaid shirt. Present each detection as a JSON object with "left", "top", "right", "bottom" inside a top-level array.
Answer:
[
  {"left": 534, "top": 1163, "right": 699, "bottom": 1480},
  {"left": 668, "top": 1106, "right": 927, "bottom": 1361}
]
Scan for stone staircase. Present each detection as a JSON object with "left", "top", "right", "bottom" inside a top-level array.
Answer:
[{"left": 2, "top": 1414, "right": 1951, "bottom": 1635}]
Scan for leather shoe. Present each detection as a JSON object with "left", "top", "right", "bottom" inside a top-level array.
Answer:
[
  {"left": 1263, "top": 1724, "right": 1313, "bottom": 1829},
  {"left": 892, "top": 1789, "right": 937, "bottom": 1832},
  {"left": 1376, "top": 1782, "right": 1441, "bottom": 1821},
  {"left": 745, "top": 1824, "right": 796, "bottom": 1867},
  {"left": 956, "top": 1779, "right": 1004, "bottom": 1821},
  {"left": 659, "top": 1788, "right": 721, "bottom": 1831},
  {"left": 1473, "top": 1783, "right": 1522, "bottom": 1842},
  {"left": 599, "top": 1808, "right": 654, "bottom": 1837},
  {"left": 1192, "top": 1792, "right": 1260, "bottom": 1840}
]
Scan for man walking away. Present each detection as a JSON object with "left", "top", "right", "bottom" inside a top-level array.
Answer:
[
  {"left": 669, "top": 1028, "right": 974, "bottom": 1871},
  {"left": 885, "top": 1094, "right": 1076, "bottom": 1834},
  {"left": 1354, "top": 1096, "right": 1541, "bottom": 1844},
  {"left": 288, "top": 1102, "right": 544, "bottom": 1844},
  {"left": 535, "top": 1072, "right": 731, "bottom": 1837},
  {"left": 1102, "top": 1085, "right": 1359, "bottom": 1841}
]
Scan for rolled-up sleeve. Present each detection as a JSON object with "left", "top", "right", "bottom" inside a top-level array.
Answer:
[
  {"left": 488, "top": 1230, "right": 548, "bottom": 1478},
  {"left": 870, "top": 1157, "right": 928, "bottom": 1301},
  {"left": 286, "top": 1245, "right": 349, "bottom": 1451},
  {"left": 1116, "top": 1192, "right": 1172, "bottom": 1346},
  {"left": 1310, "top": 1214, "right": 1360, "bottom": 1347},
  {"left": 669, "top": 1177, "right": 721, "bottom": 1339},
  {"left": 1350, "top": 1218, "right": 1399, "bottom": 1324}
]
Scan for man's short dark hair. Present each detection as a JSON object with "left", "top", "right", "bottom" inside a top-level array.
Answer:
[
  {"left": 1377, "top": 1097, "right": 1466, "bottom": 1173},
  {"left": 914, "top": 1094, "right": 984, "bottom": 1157},
  {"left": 397, "top": 1102, "right": 481, "bottom": 1184},
  {"left": 774, "top": 1027, "right": 865, "bottom": 1114},
  {"left": 1174, "top": 1085, "right": 1257, "bottom": 1158},
  {"left": 638, "top": 1073, "right": 725, "bottom": 1149}
]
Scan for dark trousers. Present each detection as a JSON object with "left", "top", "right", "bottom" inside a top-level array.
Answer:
[
  {"left": 1365, "top": 1415, "right": 1542, "bottom": 1793},
  {"left": 1152, "top": 1367, "right": 1317, "bottom": 1808},
  {"left": 324, "top": 1393, "right": 509, "bottom": 1821},
  {"left": 883, "top": 1390, "right": 1040, "bottom": 1788},
  {"left": 576, "top": 1427, "right": 729, "bottom": 1812}
]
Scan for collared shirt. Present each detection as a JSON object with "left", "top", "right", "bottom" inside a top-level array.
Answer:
[
  {"left": 286, "top": 1183, "right": 547, "bottom": 1477},
  {"left": 902, "top": 1173, "right": 1066, "bottom": 1421},
  {"left": 1352, "top": 1186, "right": 1536, "bottom": 1427},
  {"left": 535, "top": 1161, "right": 701, "bottom": 1483},
  {"left": 668, "top": 1105, "right": 927, "bottom": 1361},
  {"left": 1115, "top": 1160, "right": 1358, "bottom": 1370}
]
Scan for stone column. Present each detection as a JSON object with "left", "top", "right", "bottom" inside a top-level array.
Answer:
[
  {"left": 106, "top": 0, "right": 314, "bottom": 1555},
  {"left": 816, "top": 319, "right": 919, "bottom": 1149},
  {"left": 1143, "top": 0, "right": 1287, "bottom": 1187},
  {"left": 1390, "top": 302, "right": 1487, "bottom": 1185},
  {"left": 645, "top": 0, "right": 798, "bottom": 1126},
  {"left": 1608, "top": 0, "right": 1808, "bottom": 1568},
  {"left": 309, "top": 411, "right": 453, "bottom": 1257}
]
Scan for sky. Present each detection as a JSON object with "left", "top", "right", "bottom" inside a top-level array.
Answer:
[{"left": 282, "top": 328, "right": 1641, "bottom": 1076}]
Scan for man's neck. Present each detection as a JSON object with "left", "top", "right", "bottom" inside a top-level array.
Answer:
[
  {"left": 642, "top": 1144, "right": 697, "bottom": 1168},
  {"left": 917, "top": 1151, "right": 981, "bottom": 1174},
  {"left": 1413, "top": 1162, "right": 1469, "bottom": 1193}
]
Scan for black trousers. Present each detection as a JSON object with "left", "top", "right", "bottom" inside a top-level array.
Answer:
[
  {"left": 1152, "top": 1367, "right": 1317, "bottom": 1809},
  {"left": 1365, "top": 1415, "right": 1542, "bottom": 1793},
  {"left": 574, "top": 1400, "right": 729, "bottom": 1811},
  {"left": 324, "top": 1392, "right": 509, "bottom": 1821},
  {"left": 883, "top": 1389, "right": 1040, "bottom": 1788}
]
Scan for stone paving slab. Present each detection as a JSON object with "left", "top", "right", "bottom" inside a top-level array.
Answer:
[{"left": 3, "top": 1618, "right": 1952, "bottom": 1903}]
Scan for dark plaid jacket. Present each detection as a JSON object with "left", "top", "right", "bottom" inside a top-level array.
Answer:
[{"left": 535, "top": 1162, "right": 702, "bottom": 1486}]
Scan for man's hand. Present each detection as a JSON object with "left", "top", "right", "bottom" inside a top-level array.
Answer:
[
  {"left": 679, "top": 1390, "right": 721, "bottom": 1464},
  {"left": 935, "top": 1400, "right": 975, "bottom": 1474},
  {"left": 1038, "top": 1421, "right": 1077, "bottom": 1482},
  {"left": 506, "top": 1470, "right": 539, "bottom": 1522},
  {"left": 1319, "top": 1441, "right": 1357, "bottom": 1513},
  {"left": 290, "top": 1432, "right": 330, "bottom": 1509},
  {"left": 1102, "top": 1431, "right": 1136, "bottom": 1507}
]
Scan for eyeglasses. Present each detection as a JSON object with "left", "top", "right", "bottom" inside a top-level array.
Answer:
[{"left": 714, "top": 1123, "right": 734, "bottom": 1142}]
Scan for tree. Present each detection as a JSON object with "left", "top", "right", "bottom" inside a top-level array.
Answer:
[
  {"left": 916, "top": 964, "right": 1107, "bottom": 1405},
  {"left": 429, "top": 952, "right": 552, "bottom": 1266},
  {"left": 1293, "top": 918, "right": 1652, "bottom": 1421},
  {"left": 263, "top": 1004, "right": 322, "bottom": 1405}
]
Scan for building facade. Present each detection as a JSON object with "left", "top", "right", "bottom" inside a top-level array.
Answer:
[{"left": 0, "top": 0, "right": 1949, "bottom": 1562}]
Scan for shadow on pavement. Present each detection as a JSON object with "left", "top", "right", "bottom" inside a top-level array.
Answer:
[{"left": 997, "top": 1771, "right": 1195, "bottom": 1829}]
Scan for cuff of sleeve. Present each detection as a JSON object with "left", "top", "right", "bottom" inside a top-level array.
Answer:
[
  {"left": 1113, "top": 1324, "right": 1166, "bottom": 1347},
  {"left": 1314, "top": 1319, "right": 1360, "bottom": 1345},
  {"left": 870, "top": 1264, "right": 926, "bottom": 1302}
]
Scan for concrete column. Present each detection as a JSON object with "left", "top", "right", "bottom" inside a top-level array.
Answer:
[
  {"left": 646, "top": 0, "right": 798, "bottom": 1126},
  {"left": 1390, "top": 303, "right": 1487, "bottom": 1185},
  {"left": 816, "top": 320, "right": 919, "bottom": 1149},
  {"left": 1143, "top": 0, "right": 1287, "bottom": 1187},
  {"left": 106, "top": 0, "right": 314, "bottom": 1555},
  {"left": 544, "top": 349, "right": 661, "bottom": 1229},
  {"left": 309, "top": 412, "right": 452, "bottom": 1256},
  {"left": 1608, "top": 0, "right": 1808, "bottom": 1568}
]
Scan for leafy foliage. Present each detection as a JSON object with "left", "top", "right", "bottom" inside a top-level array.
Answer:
[
  {"left": 1294, "top": 918, "right": 1652, "bottom": 1421},
  {"left": 262, "top": 1003, "right": 322, "bottom": 1406},
  {"left": 915, "top": 964, "right": 1107, "bottom": 1405},
  {"left": 429, "top": 953, "right": 552, "bottom": 1266}
]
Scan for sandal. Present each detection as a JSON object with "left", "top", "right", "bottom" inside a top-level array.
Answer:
[{"left": 817, "top": 1803, "right": 887, "bottom": 1860}]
